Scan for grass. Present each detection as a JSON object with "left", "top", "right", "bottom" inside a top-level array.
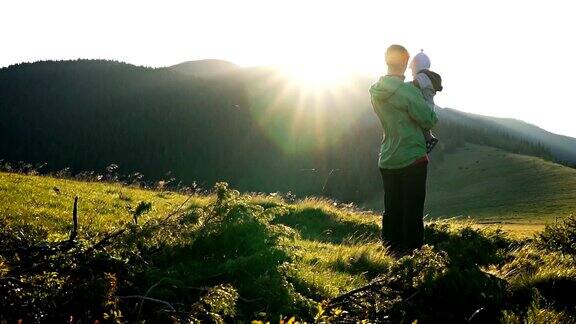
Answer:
[
  {"left": 367, "top": 143, "right": 576, "bottom": 236},
  {"left": 1, "top": 172, "right": 576, "bottom": 322},
  {"left": 427, "top": 144, "right": 576, "bottom": 221},
  {"left": 0, "top": 172, "right": 205, "bottom": 238}
]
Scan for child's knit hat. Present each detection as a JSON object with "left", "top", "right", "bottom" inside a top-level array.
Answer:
[{"left": 410, "top": 50, "right": 431, "bottom": 74}]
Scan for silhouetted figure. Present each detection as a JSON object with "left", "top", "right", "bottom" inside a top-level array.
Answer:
[{"left": 369, "top": 45, "right": 438, "bottom": 254}]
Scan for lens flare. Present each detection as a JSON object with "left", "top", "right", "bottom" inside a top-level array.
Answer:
[
  {"left": 278, "top": 61, "right": 351, "bottom": 89},
  {"left": 247, "top": 63, "right": 362, "bottom": 157}
]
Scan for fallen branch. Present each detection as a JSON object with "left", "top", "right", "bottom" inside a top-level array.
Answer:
[
  {"left": 136, "top": 278, "right": 170, "bottom": 323},
  {"left": 160, "top": 194, "right": 195, "bottom": 223},
  {"left": 328, "top": 277, "right": 388, "bottom": 306},
  {"left": 83, "top": 194, "right": 194, "bottom": 256},
  {"left": 117, "top": 295, "right": 176, "bottom": 311},
  {"left": 82, "top": 228, "right": 127, "bottom": 255}
]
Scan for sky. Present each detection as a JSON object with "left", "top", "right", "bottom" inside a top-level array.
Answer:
[{"left": 2, "top": 0, "right": 576, "bottom": 137}]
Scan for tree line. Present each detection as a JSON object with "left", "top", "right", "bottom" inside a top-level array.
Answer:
[{"left": 0, "top": 60, "right": 559, "bottom": 204}]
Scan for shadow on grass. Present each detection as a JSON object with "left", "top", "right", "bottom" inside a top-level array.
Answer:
[
  {"left": 325, "top": 246, "right": 510, "bottom": 323},
  {"left": 273, "top": 207, "right": 380, "bottom": 244},
  {"left": 139, "top": 202, "right": 311, "bottom": 321},
  {"left": 400, "top": 266, "right": 509, "bottom": 323},
  {"left": 532, "top": 276, "right": 576, "bottom": 311},
  {"left": 424, "top": 222, "right": 514, "bottom": 266}
]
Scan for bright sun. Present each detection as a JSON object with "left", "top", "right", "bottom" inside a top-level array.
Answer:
[{"left": 279, "top": 60, "right": 351, "bottom": 89}]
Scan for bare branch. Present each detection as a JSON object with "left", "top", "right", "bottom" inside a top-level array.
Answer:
[{"left": 117, "top": 295, "right": 176, "bottom": 311}]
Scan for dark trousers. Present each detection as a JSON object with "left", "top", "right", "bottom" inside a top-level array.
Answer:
[{"left": 379, "top": 162, "right": 428, "bottom": 252}]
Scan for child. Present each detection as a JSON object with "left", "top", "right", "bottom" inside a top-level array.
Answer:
[{"left": 410, "top": 50, "right": 443, "bottom": 153}]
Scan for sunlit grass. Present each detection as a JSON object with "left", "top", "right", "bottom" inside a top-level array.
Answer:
[
  {"left": 0, "top": 172, "right": 206, "bottom": 239},
  {"left": 2, "top": 171, "right": 576, "bottom": 322},
  {"left": 426, "top": 144, "right": 576, "bottom": 222},
  {"left": 362, "top": 143, "right": 576, "bottom": 237},
  {"left": 288, "top": 238, "right": 392, "bottom": 299}
]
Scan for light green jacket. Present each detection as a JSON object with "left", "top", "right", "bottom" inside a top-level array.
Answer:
[{"left": 370, "top": 75, "right": 438, "bottom": 169}]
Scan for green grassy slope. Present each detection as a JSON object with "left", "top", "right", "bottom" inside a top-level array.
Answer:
[
  {"left": 2, "top": 172, "right": 576, "bottom": 322},
  {"left": 427, "top": 144, "right": 576, "bottom": 235},
  {"left": 364, "top": 143, "right": 576, "bottom": 235},
  {"left": 427, "top": 144, "right": 576, "bottom": 220},
  {"left": 0, "top": 171, "right": 385, "bottom": 297},
  {"left": 0, "top": 172, "right": 201, "bottom": 237},
  {"left": 0, "top": 172, "right": 393, "bottom": 320}
]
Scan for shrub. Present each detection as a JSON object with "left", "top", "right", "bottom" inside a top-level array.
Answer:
[
  {"left": 538, "top": 215, "right": 576, "bottom": 257},
  {"left": 425, "top": 221, "right": 514, "bottom": 266},
  {"left": 2, "top": 184, "right": 576, "bottom": 322}
]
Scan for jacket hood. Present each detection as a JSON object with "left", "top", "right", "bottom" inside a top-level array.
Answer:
[
  {"left": 369, "top": 76, "right": 404, "bottom": 100},
  {"left": 419, "top": 69, "right": 443, "bottom": 92}
]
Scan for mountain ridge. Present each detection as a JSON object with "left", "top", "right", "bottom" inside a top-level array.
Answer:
[
  {"left": 168, "top": 59, "right": 239, "bottom": 77},
  {"left": 438, "top": 108, "right": 576, "bottom": 164},
  {"left": 0, "top": 59, "right": 574, "bottom": 207}
]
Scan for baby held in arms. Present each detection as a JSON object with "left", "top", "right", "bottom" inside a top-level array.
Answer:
[{"left": 410, "top": 50, "right": 443, "bottom": 153}]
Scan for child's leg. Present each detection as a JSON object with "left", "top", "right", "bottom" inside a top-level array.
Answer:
[
  {"left": 423, "top": 129, "right": 435, "bottom": 141},
  {"left": 423, "top": 129, "right": 439, "bottom": 153}
]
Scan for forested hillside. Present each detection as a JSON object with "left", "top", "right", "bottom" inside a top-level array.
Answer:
[
  {"left": 438, "top": 108, "right": 576, "bottom": 164},
  {"left": 0, "top": 60, "right": 566, "bottom": 204}
]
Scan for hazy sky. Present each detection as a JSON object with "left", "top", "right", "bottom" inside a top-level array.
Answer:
[{"left": 2, "top": 0, "right": 575, "bottom": 137}]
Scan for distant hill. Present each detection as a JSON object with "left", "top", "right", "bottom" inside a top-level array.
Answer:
[
  {"left": 0, "top": 59, "right": 574, "bottom": 206},
  {"left": 428, "top": 144, "right": 576, "bottom": 222},
  {"left": 483, "top": 116, "right": 576, "bottom": 164},
  {"left": 360, "top": 143, "right": 576, "bottom": 232},
  {"left": 439, "top": 108, "right": 576, "bottom": 164},
  {"left": 0, "top": 59, "right": 272, "bottom": 191},
  {"left": 169, "top": 59, "right": 239, "bottom": 77}
]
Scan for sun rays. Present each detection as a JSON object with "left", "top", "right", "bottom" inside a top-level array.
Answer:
[
  {"left": 278, "top": 62, "right": 352, "bottom": 90},
  {"left": 247, "top": 66, "right": 362, "bottom": 156}
]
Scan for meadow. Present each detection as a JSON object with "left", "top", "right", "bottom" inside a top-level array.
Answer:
[
  {"left": 427, "top": 144, "right": 576, "bottom": 223},
  {"left": 1, "top": 171, "right": 575, "bottom": 323},
  {"left": 363, "top": 143, "right": 576, "bottom": 237}
]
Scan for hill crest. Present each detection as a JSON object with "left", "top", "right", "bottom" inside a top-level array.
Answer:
[{"left": 168, "top": 59, "right": 239, "bottom": 77}]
